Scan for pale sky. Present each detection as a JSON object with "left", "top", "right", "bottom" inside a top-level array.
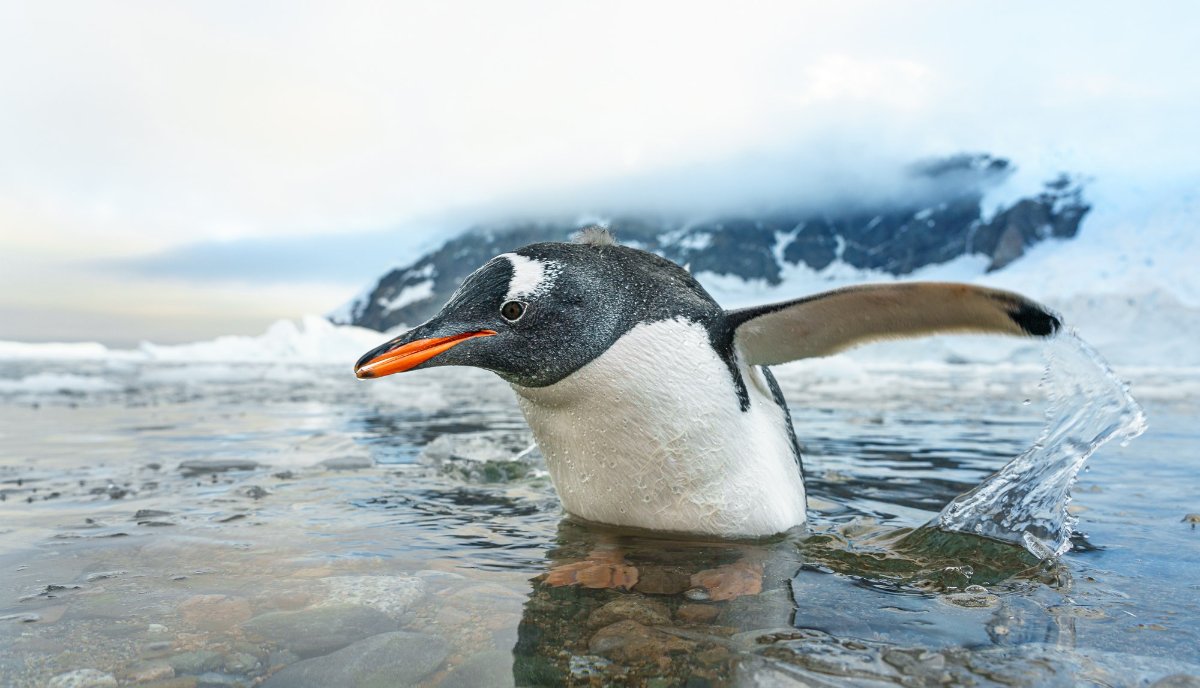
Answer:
[{"left": 1, "top": 1, "right": 1197, "bottom": 345}]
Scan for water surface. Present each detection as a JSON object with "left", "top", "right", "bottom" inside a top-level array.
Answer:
[{"left": 0, "top": 357, "right": 1197, "bottom": 686}]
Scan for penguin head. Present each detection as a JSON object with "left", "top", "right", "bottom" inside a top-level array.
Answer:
[{"left": 354, "top": 238, "right": 710, "bottom": 387}]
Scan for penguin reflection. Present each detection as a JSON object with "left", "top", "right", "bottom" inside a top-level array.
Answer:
[{"left": 511, "top": 519, "right": 801, "bottom": 686}]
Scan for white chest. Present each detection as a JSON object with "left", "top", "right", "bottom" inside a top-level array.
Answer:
[{"left": 512, "top": 318, "right": 807, "bottom": 538}]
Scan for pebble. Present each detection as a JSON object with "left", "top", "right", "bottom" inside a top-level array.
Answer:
[
  {"left": 142, "top": 640, "right": 174, "bottom": 657},
  {"left": 239, "top": 485, "right": 269, "bottom": 499},
  {"left": 46, "top": 669, "right": 119, "bottom": 688},
  {"left": 241, "top": 605, "right": 396, "bottom": 658},
  {"left": 167, "top": 650, "right": 224, "bottom": 675},
  {"left": 134, "top": 509, "right": 173, "bottom": 519},
  {"left": 588, "top": 620, "right": 695, "bottom": 663},
  {"left": 675, "top": 603, "right": 721, "bottom": 625},
  {"left": 261, "top": 631, "right": 448, "bottom": 688},
  {"left": 587, "top": 596, "right": 671, "bottom": 629}
]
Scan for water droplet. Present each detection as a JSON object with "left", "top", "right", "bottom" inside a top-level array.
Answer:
[{"left": 935, "top": 331, "right": 1145, "bottom": 558}]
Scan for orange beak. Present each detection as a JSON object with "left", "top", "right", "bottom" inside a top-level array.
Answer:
[{"left": 354, "top": 330, "right": 496, "bottom": 379}]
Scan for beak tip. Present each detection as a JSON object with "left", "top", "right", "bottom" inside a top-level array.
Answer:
[{"left": 354, "top": 367, "right": 374, "bottom": 379}]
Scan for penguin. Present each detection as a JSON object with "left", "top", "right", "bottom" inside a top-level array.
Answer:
[{"left": 354, "top": 229, "right": 1059, "bottom": 539}]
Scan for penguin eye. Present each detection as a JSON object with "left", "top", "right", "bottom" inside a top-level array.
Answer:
[{"left": 500, "top": 300, "right": 526, "bottom": 322}]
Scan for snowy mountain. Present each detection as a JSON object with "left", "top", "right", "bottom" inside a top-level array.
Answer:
[
  {"left": 330, "top": 154, "right": 1089, "bottom": 332},
  {"left": 4, "top": 154, "right": 1192, "bottom": 373}
]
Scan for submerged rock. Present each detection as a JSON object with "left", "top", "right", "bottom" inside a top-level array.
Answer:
[
  {"left": 586, "top": 596, "right": 671, "bottom": 629},
  {"left": 588, "top": 620, "right": 695, "bottom": 664},
  {"left": 166, "top": 651, "right": 224, "bottom": 675},
  {"left": 318, "top": 575, "right": 425, "bottom": 617},
  {"left": 241, "top": 606, "right": 395, "bottom": 658},
  {"left": 260, "top": 631, "right": 448, "bottom": 688},
  {"left": 675, "top": 603, "right": 721, "bottom": 625}
]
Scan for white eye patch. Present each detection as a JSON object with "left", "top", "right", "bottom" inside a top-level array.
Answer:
[{"left": 500, "top": 253, "right": 560, "bottom": 301}]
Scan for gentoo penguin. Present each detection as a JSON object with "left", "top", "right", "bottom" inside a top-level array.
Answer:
[{"left": 354, "top": 229, "right": 1059, "bottom": 539}]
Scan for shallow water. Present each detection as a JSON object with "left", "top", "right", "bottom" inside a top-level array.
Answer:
[{"left": 0, "top": 357, "right": 1197, "bottom": 687}]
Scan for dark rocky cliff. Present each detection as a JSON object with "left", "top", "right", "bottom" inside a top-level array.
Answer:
[{"left": 332, "top": 154, "right": 1089, "bottom": 332}]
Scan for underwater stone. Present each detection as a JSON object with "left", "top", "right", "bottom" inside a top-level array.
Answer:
[
  {"left": 167, "top": 651, "right": 224, "bottom": 675},
  {"left": 318, "top": 575, "right": 425, "bottom": 617},
  {"left": 241, "top": 606, "right": 395, "bottom": 658},
  {"left": 675, "top": 603, "right": 721, "bottom": 625},
  {"left": 587, "top": 596, "right": 671, "bottom": 629},
  {"left": 588, "top": 620, "right": 695, "bottom": 663},
  {"left": 260, "top": 631, "right": 448, "bottom": 688}
]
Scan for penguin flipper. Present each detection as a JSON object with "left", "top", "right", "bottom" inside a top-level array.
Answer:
[{"left": 727, "top": 282, "right": 1060, "bottom": 366}]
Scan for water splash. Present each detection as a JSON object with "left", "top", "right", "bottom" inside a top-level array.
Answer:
[{"left": 932, "top": 330, "right": 1147, "bottom": 558}]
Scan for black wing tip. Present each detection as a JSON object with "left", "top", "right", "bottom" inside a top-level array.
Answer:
[{"left": 1008, "top": 301, "right": 1061, "bottom": 337}]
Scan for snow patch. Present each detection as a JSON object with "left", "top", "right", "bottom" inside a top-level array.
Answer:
[
  {"left": 678, "top": 232, "right": 713, "bottom": 251},
  {"left": 379, "top": 279, "right": 435, "bottom": 313},
  {"left": 0, "top": 373, "right": 120, "bottom": 394}
]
